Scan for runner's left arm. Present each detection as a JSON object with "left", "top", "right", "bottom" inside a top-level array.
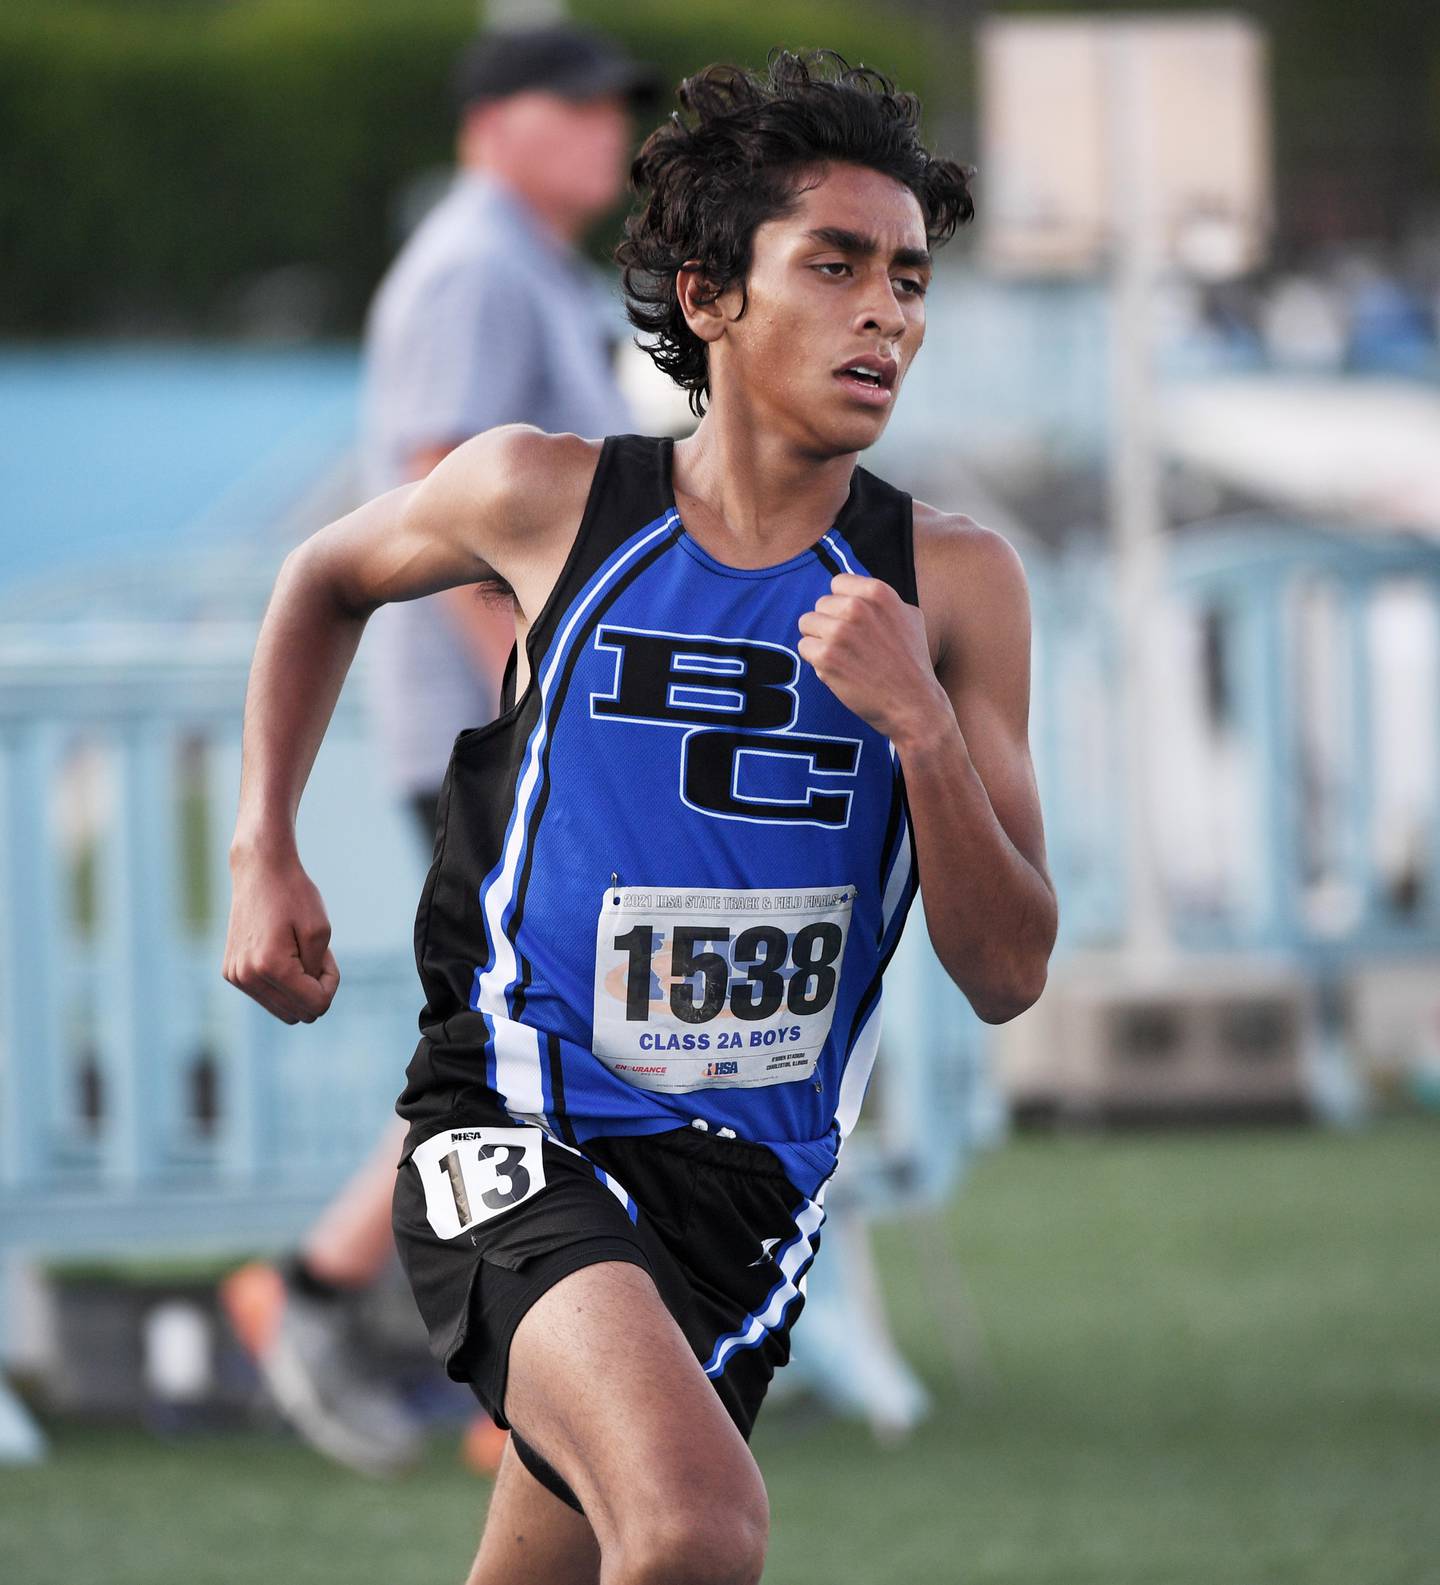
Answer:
[{"left": 796, "top": 521, "right": 1056, "bottom": 1022}]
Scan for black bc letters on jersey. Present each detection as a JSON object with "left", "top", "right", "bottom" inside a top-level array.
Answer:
[{"left": 589, "top": 625, "right": 862, "bottom": 828}]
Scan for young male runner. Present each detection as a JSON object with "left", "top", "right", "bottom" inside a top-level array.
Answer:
[{"left": 225, "top": 52, "right": 1057, "bottom": 1585}]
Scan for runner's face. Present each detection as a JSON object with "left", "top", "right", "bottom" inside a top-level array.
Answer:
[{"left": 714, "top": 163, "right": 931, "bottom": 453}]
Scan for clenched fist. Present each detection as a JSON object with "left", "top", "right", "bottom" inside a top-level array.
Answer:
[
  {"left": 223, "top": 844, "right": 340, "bottom": 1025},
  {"left": 796, "top": 572, "right": 949, "bottom": 746}
]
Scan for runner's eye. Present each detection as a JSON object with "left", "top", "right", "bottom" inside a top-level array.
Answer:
[
  {"left": 814, "top": 262, "right": 852, "bottom": 278},
  {"left": 894, "top": 276, "right": 927, "bottom": 297}
]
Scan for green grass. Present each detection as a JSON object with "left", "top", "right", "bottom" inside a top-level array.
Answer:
[{"left": 6, "top": 1122, "right": 1438, "bottom": 1583}]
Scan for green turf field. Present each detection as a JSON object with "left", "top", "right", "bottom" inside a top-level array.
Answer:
[{"left": 5, "top": 1122, "right": 1436, "bottom": 1584}]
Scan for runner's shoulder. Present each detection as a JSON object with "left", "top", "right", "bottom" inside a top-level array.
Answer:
[
  {"left": 910, "top": 500, "right": 1031, "bottom": 665},
  {"left": 413, "top": 425, "right": 603, "bottom": 575},
  {"left": 913, "top": 500, "right": 1027, "bottom": 592},
  {"left": 447, "top": 424, "right": 602, "bottom": 540}
]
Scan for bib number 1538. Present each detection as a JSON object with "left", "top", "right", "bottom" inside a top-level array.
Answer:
[
  {"left": 612, "top": 920, "right": 844, "bottom": 1023},
  {"left": 592, "top": 884, "right": 854, "bottom": 1093}
]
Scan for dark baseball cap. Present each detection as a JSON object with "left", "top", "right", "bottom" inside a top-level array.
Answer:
[{"left": 453, "top": 24, "right": 663, "bottom": 112}]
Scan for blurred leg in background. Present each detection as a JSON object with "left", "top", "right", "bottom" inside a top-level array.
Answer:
[
  {"left": 221, "top": 788, "right": 509, "bottom": 1478},
  {"left": 221, "top": 1121, "right": 441, "bottom": 1477}
]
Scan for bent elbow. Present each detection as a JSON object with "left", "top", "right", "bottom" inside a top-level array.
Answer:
[
  {"left": 969, "top": 960, "right": 1049, "bottom": 1025},
  {"left": 281, "top": 535, "right": 376, "bottom": 622}
]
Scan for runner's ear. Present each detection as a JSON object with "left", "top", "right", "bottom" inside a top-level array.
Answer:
[{"left": 677, "top": 262, "right": 729, "bottom": 343}]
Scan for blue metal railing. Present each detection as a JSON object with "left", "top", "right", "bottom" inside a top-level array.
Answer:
[
  {"left": 1165, "top": 518, "right": 1440, "bottom": 962},
  {"left": 0, "top": 628, "right": 424, "bottom": 1251}
]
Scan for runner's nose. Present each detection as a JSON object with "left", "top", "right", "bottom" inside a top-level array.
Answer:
[{"left": 855, "top": 278, "right": 907, "bottom": 342}]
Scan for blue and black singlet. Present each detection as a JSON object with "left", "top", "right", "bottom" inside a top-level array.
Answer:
[{"left": 398, "top": 434, "right": 920, "bottom": 1199}]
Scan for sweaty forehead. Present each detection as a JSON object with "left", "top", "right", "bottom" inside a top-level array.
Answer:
[{"left": 776, "top": 164, "right": 928, "bottom": 249}]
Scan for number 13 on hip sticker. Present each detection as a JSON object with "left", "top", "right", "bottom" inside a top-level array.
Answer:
[{"left": 410, "top": 1127, "right": 546, "bottom": 1240}]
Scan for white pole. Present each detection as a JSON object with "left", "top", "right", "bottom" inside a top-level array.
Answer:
[{"left": 1104, "top": 24, "right": 1172, "bottom": 964}]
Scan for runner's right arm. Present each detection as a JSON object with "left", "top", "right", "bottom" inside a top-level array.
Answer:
[
  {"left": 222, "top": 425, "right": 596, "bottom": 1025},
  {"left": 411, "top": 441, "right": 520, "bottom": 685}
]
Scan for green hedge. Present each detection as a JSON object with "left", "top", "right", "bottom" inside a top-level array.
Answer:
[{"left": 0, "top": 0, "right": 960, "bottom": 335}]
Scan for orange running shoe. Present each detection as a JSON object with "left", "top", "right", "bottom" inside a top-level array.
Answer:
[
  {"left": 460, "top": 1414, "right": 509, "bottom": 1476},
  {"left": 219, "top": 1261, "right": 285, "bottom": 1358}
]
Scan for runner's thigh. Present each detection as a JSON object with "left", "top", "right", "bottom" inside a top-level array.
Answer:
[{"left": 502, "top": 1259, "right": 769, "bottom": 1576}]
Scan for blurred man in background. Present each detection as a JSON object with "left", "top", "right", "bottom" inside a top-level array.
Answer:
[{"left": 222, "top": 21, "right": 658, "bottom": 1477}]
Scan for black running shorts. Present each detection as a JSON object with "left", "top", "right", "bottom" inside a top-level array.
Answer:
[{"left": 392, "top": 1120, "right": 824, "bottom": 1513}]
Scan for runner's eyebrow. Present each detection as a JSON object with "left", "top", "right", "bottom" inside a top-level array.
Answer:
[{"left": 803, "top": 227, "right": 932, "bottom": 271}]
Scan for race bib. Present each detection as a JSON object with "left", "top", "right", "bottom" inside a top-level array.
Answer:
[
  {"left": 410, "top": 1126, "right": 546, "bottom": 1240},
  {"left": 592, "top": 884, "right": 855, "bottom": 1093}
]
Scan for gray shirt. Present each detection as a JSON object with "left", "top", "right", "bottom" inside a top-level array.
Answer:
[{"left": 360, "top": 171, "right": 632, "bottom": 795}]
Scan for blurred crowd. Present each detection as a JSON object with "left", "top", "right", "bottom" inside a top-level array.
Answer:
[{"left": 1175, "top": 226, "right": 1440, "bottom": 379}]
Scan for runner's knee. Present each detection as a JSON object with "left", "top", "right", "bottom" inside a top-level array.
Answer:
[{"left": 613, "top": 1491, "right": 768, "bottom": 1585}]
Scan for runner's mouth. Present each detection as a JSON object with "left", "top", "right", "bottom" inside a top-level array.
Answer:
[{"left": 832, "top": 356, "right": 897, "bottom": 404}]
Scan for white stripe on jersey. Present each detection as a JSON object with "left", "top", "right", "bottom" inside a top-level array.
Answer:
[
  {"left": 835, "top": 999, "right": 883, "bottom": 1141},
  {"left": 820, "top": 531, "right": 857, "bottom": 575},
  {"left": 838, "top": 792, "right": 912, "bottom": 1140},
  {"left": 474, "top": 512, "right": 680, "bottom": 1119},
  {"left": 881, "top": 809, "right": 912, "bottom": 935}
]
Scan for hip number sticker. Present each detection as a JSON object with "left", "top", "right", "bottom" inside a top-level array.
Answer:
[{"left": 409, "top": 1126, "right": 546, "bottom": 1240}]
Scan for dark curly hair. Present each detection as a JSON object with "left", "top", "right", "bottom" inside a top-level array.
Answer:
[{"left": 616, "top": 50, "right": 975, "bottom": 416}]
